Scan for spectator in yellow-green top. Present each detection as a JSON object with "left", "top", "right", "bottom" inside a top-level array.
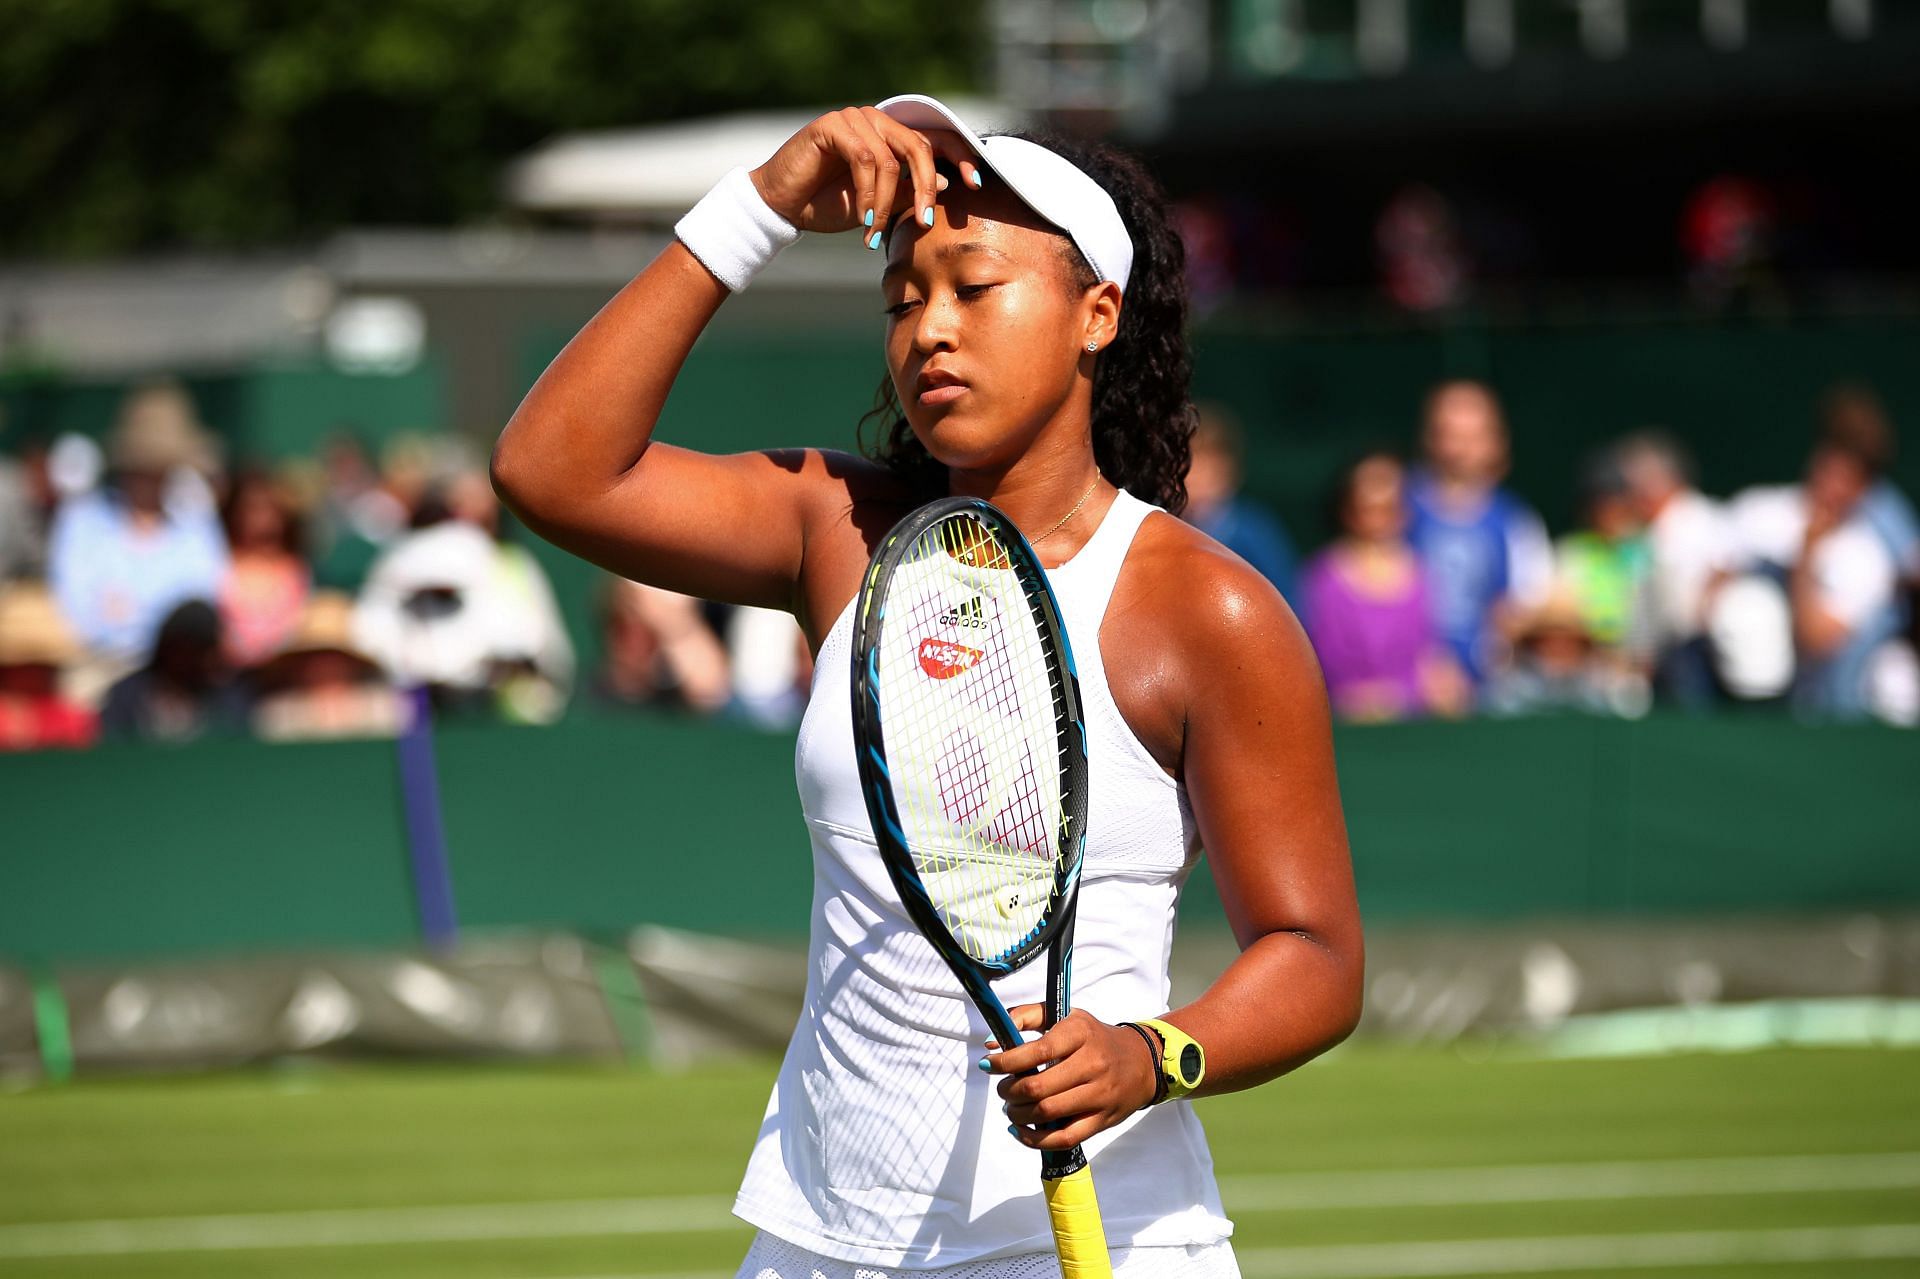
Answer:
[{"left": 1556, "top": 450, "right": 1654, "bottom": 670}]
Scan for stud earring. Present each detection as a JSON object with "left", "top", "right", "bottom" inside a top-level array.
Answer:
[{"left": 1085, "top": 342, "right": 1098, "bottom": 353}]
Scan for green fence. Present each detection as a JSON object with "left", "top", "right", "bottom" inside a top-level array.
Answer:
[{"left": 3, "top": 714, "right": 1914, "bottom": 965}]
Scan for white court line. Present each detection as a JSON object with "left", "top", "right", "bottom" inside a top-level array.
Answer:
[
  {"left": 2, "top": 1151, "right": 1916, "bottom": 1259},
  {"left": 0, "top": 1195, "right": 738, "bottom": 1259},
  {"left": 1219, "top": 1151, "right": 1920, "bottom": 1211},
  {"left": 1235, "top": 1223, "right": 1920, "bottom": 1277},
  {"left": 528, "top": 1225, "right": 1920, "bottom": 1279}
]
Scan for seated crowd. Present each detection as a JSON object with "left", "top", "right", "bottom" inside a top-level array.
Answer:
[
  {"left": 1, "top": 375, "right": 1914, "bottom": 752},
  {"left": 1275, "top": 379, "right": 1919, "bottom": 726},
  {"left": 0, "top": 380, "right": 810, "bottom": 750}
]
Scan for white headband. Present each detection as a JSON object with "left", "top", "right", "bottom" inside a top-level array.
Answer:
[{"left": 876, "top": 93, "right": 1134, "bottom": 293}]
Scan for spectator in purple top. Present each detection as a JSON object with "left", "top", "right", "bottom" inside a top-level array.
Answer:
[{"left": 1301, "top": 451, "right": 1470, "bottom": 722}]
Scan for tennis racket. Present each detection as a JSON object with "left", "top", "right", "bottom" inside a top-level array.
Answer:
[{"left": 851, "top": 496, "right": 1108, "bottom": 1279}]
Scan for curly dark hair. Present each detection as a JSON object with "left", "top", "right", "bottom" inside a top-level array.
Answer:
[{"left": 859, "top": 130, "right": 1197, "bottom": 513}]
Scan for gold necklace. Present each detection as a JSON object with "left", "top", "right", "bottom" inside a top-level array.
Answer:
[{"left": 1030, "top": 477, "right": 1100, "bottom": 545}]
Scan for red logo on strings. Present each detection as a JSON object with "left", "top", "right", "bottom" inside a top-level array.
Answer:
[{"left": 918, "top": 637, "right": 983, "bottom": 680}]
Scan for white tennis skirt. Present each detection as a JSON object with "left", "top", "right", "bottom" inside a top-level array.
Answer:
[{"left": 737, "top": 1231, "right": 1242, "bottom": 1278}]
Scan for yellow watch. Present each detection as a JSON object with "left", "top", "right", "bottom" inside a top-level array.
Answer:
[{"left": 1133, "top": 1018, "right": 1205, "bottom": 1104}]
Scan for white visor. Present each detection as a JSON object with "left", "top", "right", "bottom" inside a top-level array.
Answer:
[{"left": 876, "top": 93, "right": 1133, "bottom": 294}]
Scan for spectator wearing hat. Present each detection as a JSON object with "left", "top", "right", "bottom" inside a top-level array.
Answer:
[
  {"left": 0, "top": 583, "right": 97, "bottom": 751},
  {"left": 1485, "top": 588, "right": 1650, "bottom": 719},
  {"left": 98, "top": 599, "right": 250, "bottom": 743},
  {"left": 47, "top": 382, "right": 228, "bottom": 696},
  {"left": 1405, "top": 380, "right": 1553, "bottom": 683},
  {"left": 252, "top": 592, "right": 405, "bottom": 742},
  {"left": 353, "top": 469, "right": 572, "bottom": 720}
]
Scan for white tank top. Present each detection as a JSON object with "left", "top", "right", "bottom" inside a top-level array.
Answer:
[{"left": 734, "top": 490, "right": 1233, "bottom": 1268}]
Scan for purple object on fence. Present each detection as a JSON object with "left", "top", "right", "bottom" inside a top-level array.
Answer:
[{"left": 398, "top": 686, "right": 459, "bottom": 947}]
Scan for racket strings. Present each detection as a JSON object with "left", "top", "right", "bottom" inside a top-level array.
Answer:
[{"left": 880, "top": 513, "right": 1066, "bottom": 966}]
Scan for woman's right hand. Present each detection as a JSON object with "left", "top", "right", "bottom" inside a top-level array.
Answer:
[{"left": 750, "top": 105, "right": 980, "bottom": 240}]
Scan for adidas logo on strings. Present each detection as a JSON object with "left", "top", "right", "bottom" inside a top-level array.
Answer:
[{"left": 939, "top": 596, "right": 989, "bottom": 629}]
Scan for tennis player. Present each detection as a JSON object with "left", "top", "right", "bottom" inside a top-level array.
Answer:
[{"left": 493, "top": 95, "right": 1362, "bottom": 1279}]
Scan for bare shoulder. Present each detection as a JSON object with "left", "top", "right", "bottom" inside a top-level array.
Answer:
[
  {"left": 1103, "top": 511, "right": 1323, "bottom": 774},
  {"left": 1119, "top": 511, "right": 1313, "bottom": 669}
]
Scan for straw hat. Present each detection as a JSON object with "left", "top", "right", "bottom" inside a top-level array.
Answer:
[
  {"left": 1510, "top": 586, "right": 1595, "bottom": 648},
  {"left": 267, "top": 593, "right": 379, "bottom": 666},
  {"left": 108, "top": 381, "right": 216, "bottom": 474},
  {"left": 0, "top": 584, "right": 82, "bottom": 668},
  {"left": 259, "top": 591, "right": 385, "bottom": 683}
]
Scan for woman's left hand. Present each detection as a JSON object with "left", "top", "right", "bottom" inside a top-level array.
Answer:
[{"left": 983, "top": 1005, "right": 1160, "bottom": 1149}]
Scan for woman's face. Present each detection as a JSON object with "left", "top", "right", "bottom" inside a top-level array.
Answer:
[
  {"left": 882, "top": 179, "right": 1113, "bottom": 475},
  {"left": 234, "top": 484, "right": 286, "bottom": 549},
  {"left": 1343, "top": 456, "right": 1407, "bottom": 541}
]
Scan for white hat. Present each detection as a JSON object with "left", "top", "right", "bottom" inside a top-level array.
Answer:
[{"left": 876, "top": 93, "right": 1133, "bottom": 293}]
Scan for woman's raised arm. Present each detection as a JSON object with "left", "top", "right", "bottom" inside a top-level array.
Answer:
[{"left": 490, "top": 107, "right": 976, "bottom": 611}]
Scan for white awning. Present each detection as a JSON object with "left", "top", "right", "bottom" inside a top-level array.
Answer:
[{"left": 504, "top": 100, "right": 1026, "bottom": 218}]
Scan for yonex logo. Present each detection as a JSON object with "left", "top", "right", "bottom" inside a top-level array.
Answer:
[
  {"left": 917, "top": 637, "right": 983, "bottom": 679},
  {"left": 938, "top": 595, "right": 989, "bottom": 629}
]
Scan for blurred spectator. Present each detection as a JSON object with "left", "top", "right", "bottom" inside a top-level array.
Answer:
[
  {"left": 47, "top": 382, "right": 229, "bottom": 699},
  {"left": 1616, "top": 431, "right": 1734, "bottom": 710},
  {"left": 1819, "top": 385, "right": 1920, "bottom": 579},
  {"left": 1727, "top": 409, "right": 1905, "bottom": 721},
  {"left": 353, "top": 470, "right": 572, "bottom": 719},
  {"left": 1681, "top": 175, "right": 1779, "bottom": 310},
  {"left": 1376, "top": 185, "right": 1470, "bottom": 313},
  {"left": 1300, "top": 451, "right": 1468, "bottom": 722},
  {"left": 220, "top": 471, "right": 312, "bottom": 669},
  {"left": 1485, "top": 590, "right": 1650, "bottom": 719},
  {"left": 252, "top": 592, "right": 406, "bottom": 742},
  {"left": 1182, "top": 404, "right": 1297, "bottom": 600},
  {"left": 1405, "top": 380, "right": 1552, "bottom": 683},
  {"left": 1555, "top": 451, "right": 1653, "bottom": 662},
  {"left": 0, "top": 446, "right": 42, "bottom": 582},
  {"left": 310, "top": 431, "right": 406, "bottom": 592},
  {"left": 99, "top": 599, "right": 249, "bottom": 743},
  {"left": 728, "top": 604, "right": 812, "bottom": 728},
  {"left": 1865, "top": 584, "right": 1920, "bottom": 727},
  {"left": 593, "top": 577, "right": 731, "bottom": 715},
  {"left": 0, "top": 583, "right": 97, "bottom": 751}
]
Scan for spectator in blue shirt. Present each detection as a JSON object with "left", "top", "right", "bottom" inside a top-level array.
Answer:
[
  {"left": 48, "top": 383, "right": 229, "bottom": 683},
  {"left": 1183, "top": 404, "right": 1297, "bottom": 601},
  {"left": 1405, "top": 379, "right": 1552, "bottom": 684}
]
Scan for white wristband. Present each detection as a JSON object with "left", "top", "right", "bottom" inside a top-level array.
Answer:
[{"left": 674, "top": 166, "right": 801, "bottom": 292}]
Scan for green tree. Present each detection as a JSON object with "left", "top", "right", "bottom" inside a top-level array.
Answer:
[{"left": 0, "top": 0, "right": 983, "bottom": 258}]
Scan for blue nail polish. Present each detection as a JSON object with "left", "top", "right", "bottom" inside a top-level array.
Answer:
[
  {"left": 1007, "top": 1124, "right": 1018, "bottom": 1137},
  {"left": 923, "top": 207, "right": 935, "bottom": 227},
  {"left": 867, "top": 231, "right": 883, "bottom": 251},
  {"left": 970, "top": 170, "right": 984, "bottom": 189},
  {"left": 863, "top": 209, "right": 874, "bottom": 228},
  {"left": 977, "top": 1056, "right": 991, "bottom": 1072}
]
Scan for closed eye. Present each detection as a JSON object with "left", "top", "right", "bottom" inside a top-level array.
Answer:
[{"left": 883, "top": 298, "right": 920, "bottom": 318}]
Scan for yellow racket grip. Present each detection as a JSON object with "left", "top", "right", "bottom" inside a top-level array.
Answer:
[{"left": 1042, "top": 1163, "right": 1112, "bottom": 1278}]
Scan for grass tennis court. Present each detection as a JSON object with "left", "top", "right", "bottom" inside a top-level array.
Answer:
[{"left": 3, "top": 1044, "right": 1917, "bottom": 1278}]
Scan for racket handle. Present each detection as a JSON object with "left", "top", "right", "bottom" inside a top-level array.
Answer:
[{"left": 1042, "top": 1161, "right": 1112, "bottom": 1278}]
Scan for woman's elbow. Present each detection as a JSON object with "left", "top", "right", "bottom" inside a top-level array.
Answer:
[{"left": 489, "top": 432, "right": 545, "bottom": 523}]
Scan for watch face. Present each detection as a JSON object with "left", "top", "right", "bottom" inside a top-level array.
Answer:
[{"left": 1178, "top": 1042, "right": 1203, "bottom": 1084}]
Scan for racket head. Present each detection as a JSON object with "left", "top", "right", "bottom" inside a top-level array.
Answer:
[{"left": 851, "top": 497, "right": 1090, "bottom": 979}]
